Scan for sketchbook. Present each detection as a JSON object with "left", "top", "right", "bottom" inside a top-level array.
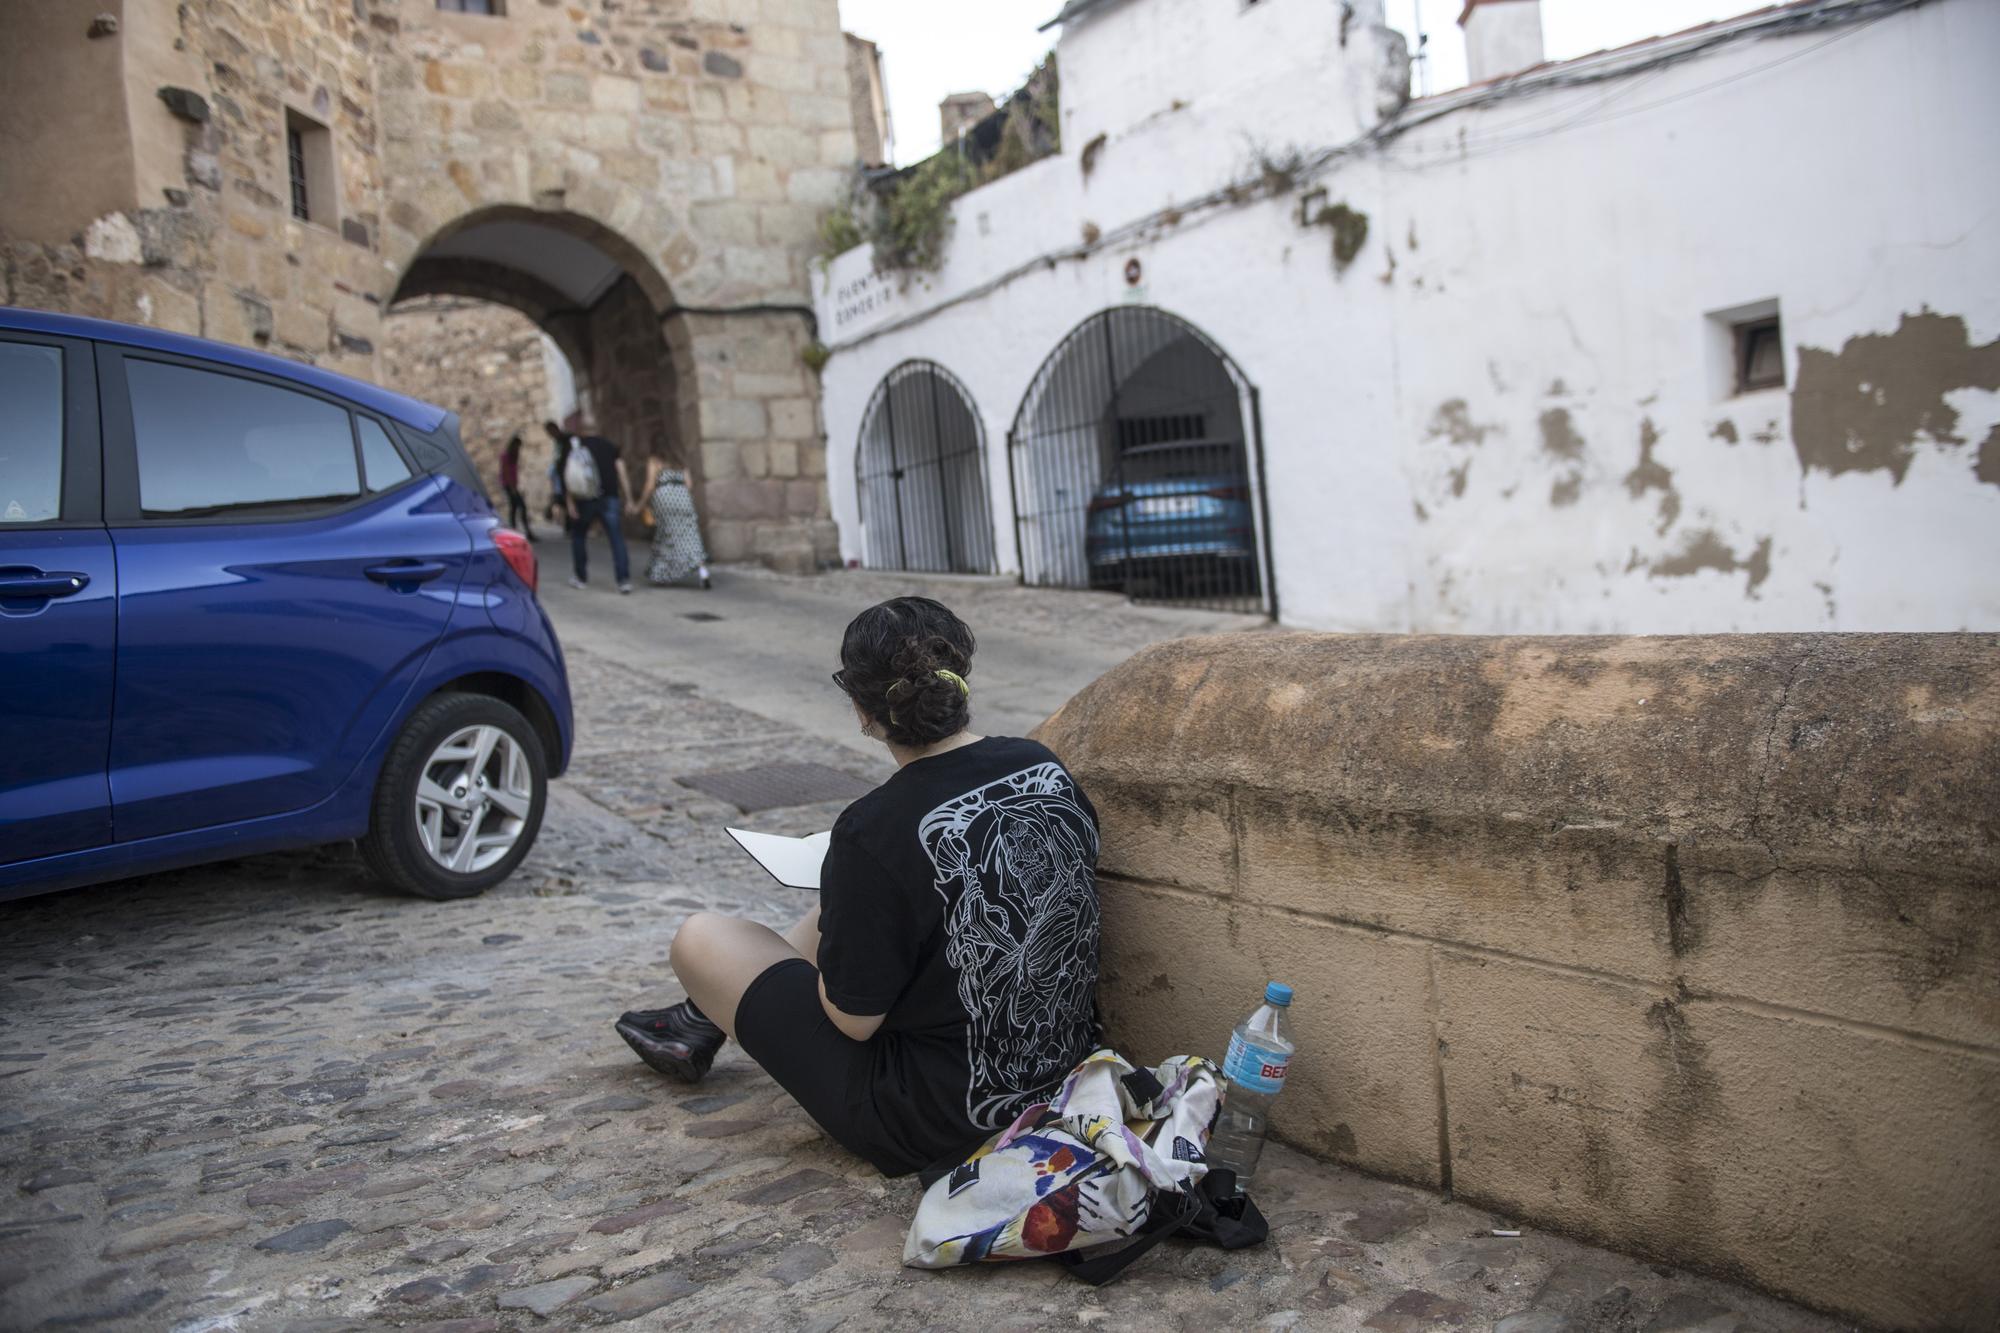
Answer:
[{"left": 725, "top": 827, "right": 832, "bottom": 890}]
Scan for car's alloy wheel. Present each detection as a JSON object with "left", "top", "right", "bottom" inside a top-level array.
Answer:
[
  {"left": 413, "top": 724, "right": 534, "bottom": 874},
  {"left": 362, "top": 693, "right": 548, "bottom": 899}
]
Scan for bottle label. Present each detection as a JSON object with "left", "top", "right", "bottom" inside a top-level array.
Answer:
[{"left": 1223, "top": 1032, "right": 1288, "bottom": 1095}]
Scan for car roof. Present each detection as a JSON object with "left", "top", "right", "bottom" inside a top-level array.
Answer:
[{"left": 1, "top": 306, "right": 448, "bottom": 432}]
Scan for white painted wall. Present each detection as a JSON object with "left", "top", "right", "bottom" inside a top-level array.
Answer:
[{"left": 815, "top": 0, "right": 2000, "bottom": 632}]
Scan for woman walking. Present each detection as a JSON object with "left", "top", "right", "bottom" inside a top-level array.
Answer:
[
  {"left": 640, "top": 454, "right": 712, "bottom": 589},
  {"left": 499, "top": 434, "right": 535, "bottom": 539},
  {"left": 614, "top": 597, "right": 1103, "bottom": 1177}
]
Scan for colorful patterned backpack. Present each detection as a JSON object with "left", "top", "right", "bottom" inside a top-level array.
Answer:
[{"left": 903, "top": 1050, "right": 1267, "bottom": 1284}]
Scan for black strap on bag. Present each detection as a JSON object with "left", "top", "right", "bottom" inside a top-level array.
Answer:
[
  {"left": 1179, "top": 1169, "right": 1269, "bottom": 1251},
  {"left": 1055, "top": 1171, "right": 1269, "bottom": 1286}
]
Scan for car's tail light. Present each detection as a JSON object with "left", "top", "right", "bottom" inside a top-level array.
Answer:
[
  {"left": 1088, "top": 494, "right": 1132, "bottom": 513},
  {"left": 1206, "top": 486, "right": 1250, "bottom": 501},
  {"left": 493, "top": 528, "right": 537, "bottom": 594}
]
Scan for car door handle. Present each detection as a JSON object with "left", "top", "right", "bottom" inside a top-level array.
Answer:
[
  {"left": 364, "top": 560, "right": 448, "bottom": 585},
  {"left": 0, "top": 570, "right": 90, "bottom": 598}
]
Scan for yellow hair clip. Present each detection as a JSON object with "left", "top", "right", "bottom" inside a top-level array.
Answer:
[{"left": 934, "top": 669, "right": 970, "bottom": 697}]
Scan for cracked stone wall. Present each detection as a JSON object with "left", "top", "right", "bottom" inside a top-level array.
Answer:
[{"left": 1035, "top": 631, "right": 2000, "bottom": 1331}]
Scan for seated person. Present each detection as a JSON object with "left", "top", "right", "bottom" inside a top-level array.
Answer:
[{"left": 615, "top": 596, "right": 1104, "bottom": 1176}]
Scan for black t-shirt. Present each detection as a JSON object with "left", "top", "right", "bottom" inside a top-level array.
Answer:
[{"left": 818, "top": 736, "right": 1102, "bottom": 1158}]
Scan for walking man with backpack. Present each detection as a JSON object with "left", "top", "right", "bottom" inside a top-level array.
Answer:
[{"left": 544, "top": 419, "right": 634, "bottom": 593}]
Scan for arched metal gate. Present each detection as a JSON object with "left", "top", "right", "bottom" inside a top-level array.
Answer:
[
  {"left": 1007, "top": 307, "right": 1273, "bottom": 615},
  {"left": 855, "top": 360, "right": 997, "bottom": 574}
]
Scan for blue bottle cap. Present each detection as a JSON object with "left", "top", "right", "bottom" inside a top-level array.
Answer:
[{"left": 1264, "top": 981, "right": 1293, "bottom": 1007}]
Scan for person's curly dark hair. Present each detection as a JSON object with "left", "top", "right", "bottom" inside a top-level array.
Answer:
[{"left": 835, "top": 597, "right": 975, "bottom": 748}]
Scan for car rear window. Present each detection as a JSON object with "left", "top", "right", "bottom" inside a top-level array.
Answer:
[
  {"left": 0, "top": 341, "right": 64, "bottom": 525},
  {"left": 356, "top": 417, "right": 413, "bottom": 492},
  {"left": 127, "top": 358, "right": 360, "bottom": 517}
]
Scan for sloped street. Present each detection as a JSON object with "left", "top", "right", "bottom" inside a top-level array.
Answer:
[{"left": 0, "top": 568, "right": 1848, "bottom": 1331}]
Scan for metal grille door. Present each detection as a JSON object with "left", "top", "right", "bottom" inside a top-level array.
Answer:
[
  {"left": 1008, "top": 307, "right": 1272, "bottom": 615},
  {"left": 855, "top": 361, "right": 997, "bottom": 574}
]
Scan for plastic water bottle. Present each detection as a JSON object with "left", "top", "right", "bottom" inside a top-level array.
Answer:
[{"left": 1206, "top": 981, "right": 1294, "bottom": 1194}]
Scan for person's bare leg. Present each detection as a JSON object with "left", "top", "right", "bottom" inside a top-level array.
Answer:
[
  {"left": 782, "top": 905, "right": 820, "bottom": 962},
  {"left": 669, "top": 909, "right": 819, "bottom": 1038}
]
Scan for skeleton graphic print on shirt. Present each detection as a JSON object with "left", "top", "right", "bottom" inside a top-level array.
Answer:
[{"left": 917, "top": 762, "right": 1102, "bottom": 1130}]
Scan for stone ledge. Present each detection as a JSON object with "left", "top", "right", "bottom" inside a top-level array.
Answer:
[{"left": 1035, "top": 632, "right": 2000, "bottom": 1330}]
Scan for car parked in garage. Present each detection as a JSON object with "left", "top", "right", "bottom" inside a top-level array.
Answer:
[
  {"left": 1083, "top": 439, "right": 1261, "bottom": 600},
  {"left": 0, "top": 308, "right": 571, "bottom": 901}
]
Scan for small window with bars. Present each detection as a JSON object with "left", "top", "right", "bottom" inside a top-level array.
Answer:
[
  {"left": 436, "top": 0, "right": 504, "bottom": 13},
  {"left": 286, "top": 127, "right": 308, "bottom": 220},
  {"left": 283, "top": 109, "right": 335, "bottom": 227}
]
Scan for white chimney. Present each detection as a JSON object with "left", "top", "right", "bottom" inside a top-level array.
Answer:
[{"left": 1459, "top": 0, "right": 1545, "bottom": 85}]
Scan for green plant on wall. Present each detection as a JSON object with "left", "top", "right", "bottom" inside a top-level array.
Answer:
[
  {"left": 873, "top": 151, "right": 974, "bottom": 272},
  {"left": 818, "top": 208, "right": 863, "bottom": 262},
  {"left": 817, "top": 51, "right": 1060, "bottom": 275}
]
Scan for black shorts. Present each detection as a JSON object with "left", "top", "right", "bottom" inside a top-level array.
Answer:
[{"left": 734, "top": 957, "right": 917, "bottom": 1176}]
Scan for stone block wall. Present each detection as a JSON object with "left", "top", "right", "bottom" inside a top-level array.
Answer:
[
  {"left": 4, "top": 0, "right": 858, "bottom": 571},
  {"left": 379, "top": 296, "right": 559, "bottom": 511},
  {"left": 1035, "top": 632, "right": 2000, "bottom": 1330},
  {"left": 373, "top": 0, "right": 854, "bottom": 309},
  {"left": 369, "top": 0, "right": 854, "bottom": 568},
  {"left": 1, "top": 0, "right": 387, "bottom": 379},
  {"left": 672, "top": 310, "right": 835, "bottom": 572}
]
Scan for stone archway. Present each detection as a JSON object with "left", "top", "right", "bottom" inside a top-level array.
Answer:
[
  {"left": 380, "top": 206, "right": 690, "bottom": 569},
  {"left": 363, "top": 0, "right": 847, "bottom": 573},
  {"left": 379, "top": 200, "right": 831, "bottom": 570}
]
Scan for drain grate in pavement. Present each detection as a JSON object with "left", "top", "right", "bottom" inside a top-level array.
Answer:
[
  {"left": 676, "top": 761, "right": 874, "bottom": 812},
  {"left": 682, "top": 611, "right": 723, "bottom": 622}
]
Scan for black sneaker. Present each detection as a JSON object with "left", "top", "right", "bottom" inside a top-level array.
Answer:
[{"left": 615, "top": 1003, "right": 723, "bottom": 1083}]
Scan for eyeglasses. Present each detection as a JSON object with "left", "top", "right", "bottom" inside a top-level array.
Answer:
[{"left": 830, "top": 669, "right": 850, "bottom": 693}]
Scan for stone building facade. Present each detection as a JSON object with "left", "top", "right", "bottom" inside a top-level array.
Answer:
[{"left": 0, "top": 0, "right": 858, "bottom": 570}]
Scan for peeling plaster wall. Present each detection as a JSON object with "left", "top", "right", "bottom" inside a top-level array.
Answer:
[
  {"left": 814, "top": 0, "right": 2000, "bottom": 632},
  {"left": 1378, "top": 0, "right": 2000, "bottom": 634}
]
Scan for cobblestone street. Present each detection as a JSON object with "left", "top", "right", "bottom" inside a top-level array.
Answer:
[{"left": 1, "top": 574, "right": 1855, "bottom": 1332}]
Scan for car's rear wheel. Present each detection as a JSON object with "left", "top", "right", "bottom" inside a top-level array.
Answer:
[{"left": 361, "top": 693, "right": 547, "bottom": 900}]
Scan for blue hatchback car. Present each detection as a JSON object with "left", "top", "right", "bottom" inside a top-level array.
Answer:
[{"left": 0, "top": 308, "right": 572, "bottom": 902}]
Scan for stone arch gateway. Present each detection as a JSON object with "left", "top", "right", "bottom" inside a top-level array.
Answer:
[{"left": 387, "top": 207, "right": 686, "bottom": 524}]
